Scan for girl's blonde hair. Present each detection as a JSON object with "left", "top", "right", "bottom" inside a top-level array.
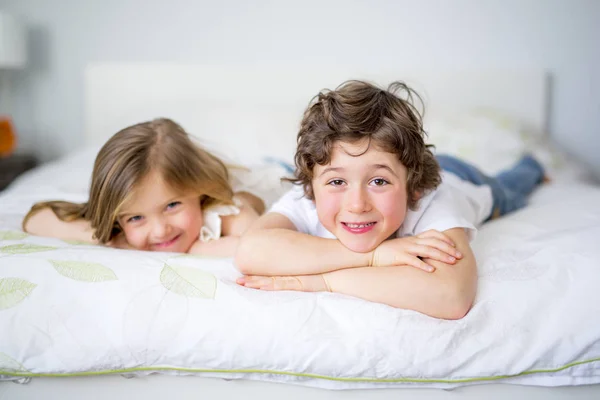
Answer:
[{"left": 23, "top": 118, "right": 234, "bottom": 243}]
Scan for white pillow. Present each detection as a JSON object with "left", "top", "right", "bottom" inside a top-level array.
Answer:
[
  {"left": 425, "top": 110, "right": 532, "bottom": 175},
  {"left": 425, "top": 109, "right": 592, "bottom": 182}
]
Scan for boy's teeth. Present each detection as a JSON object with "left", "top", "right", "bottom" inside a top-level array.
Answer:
[{"left": 346, "top": 222, "right": 373, "bottom": 228}]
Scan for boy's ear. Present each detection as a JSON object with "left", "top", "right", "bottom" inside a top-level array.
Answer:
[{"left": 412, "top": 190, "right": 423, "bottom": 202}]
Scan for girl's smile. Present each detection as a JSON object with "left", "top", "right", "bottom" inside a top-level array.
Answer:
[{"left": 118, "top": 170, "right": 204, "bottom": 253}]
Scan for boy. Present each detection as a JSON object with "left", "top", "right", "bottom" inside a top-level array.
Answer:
[{"left": 235, "top": 80, "right": 544, "bottom": 320}]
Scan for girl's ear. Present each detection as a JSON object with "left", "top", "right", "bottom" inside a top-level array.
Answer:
[{"left": 413, "top": 190, "right": 423, "bottom": 202}]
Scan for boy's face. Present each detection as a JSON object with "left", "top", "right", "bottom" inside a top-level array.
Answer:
[{"left": 311, "top": 139, "right": 409, "bottom": 253}]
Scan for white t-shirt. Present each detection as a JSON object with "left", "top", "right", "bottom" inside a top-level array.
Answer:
[{"left": 269, "top": 171, "right": 493, "bottom": 242}]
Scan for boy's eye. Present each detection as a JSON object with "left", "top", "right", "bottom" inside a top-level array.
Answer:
[
  {"left": 327, "top": 179, "right": 345, "bottom": 186},
  {"left": 126, "top": 215, "right": 142, "bottom": 223},
  {"left": 370, "top": 178, "right": 389, "bottom": 186},
  {"left": 166, "top": 201, "right": 181, "bottom": 210}
]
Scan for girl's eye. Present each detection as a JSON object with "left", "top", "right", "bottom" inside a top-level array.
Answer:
[
  {"left": 370, "top": 178, "right": 389, "bottom": 186},
  {"left": 166, "top": 201, "right": 181, "bottom": 210},
  {"left": 126, "top": 215, "right": 142, "bottom": 223},
  {"left": 327, "top": 179, "right": 345, "bottom": 186}
]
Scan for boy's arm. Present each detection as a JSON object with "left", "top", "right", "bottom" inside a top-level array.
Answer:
[
  {"left": 235, "top": 212, "right": 372, "bottom": 275},
  {"left": 236, "top": 213, "right": 459, "bottom": 275},
  {"left": 240, "top": 227, "right": 476, "bottom": 320},
  {"left": 23, "top": 207, "right": 98, "bottom": 244},
  {"left": 321, "top": 227, "right": 477, "bottom": 319},
  {"left": 188, "top": 236, "right": 240, "bottom": 257}
]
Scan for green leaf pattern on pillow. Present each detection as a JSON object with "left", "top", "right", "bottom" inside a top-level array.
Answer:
[
  {"left": 49, "top": 260, "right": 118, "bottom": 282},
  {"left": 62, "top": 239, "right": 94, "bottom": 246},
  {"left": 0, "top": 278, "right": 37, "bottom": 310},
  {"left": 0, "top": 231, "right": 28, "bottom": 241},
  {"left": 0, "top": 244, "right": 57, "bottom": 254},
  {"left": 160, "top": 264, "right": 216, "bottom": 299},
  {"left": 0, "top": 352, "right": 30, "bottom": 373}
]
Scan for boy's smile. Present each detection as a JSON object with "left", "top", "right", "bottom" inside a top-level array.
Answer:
[
  {"left": 341, "top": 221, "right": 376, "bottom": 234},
  {"left": 312, "top": 139, "right": 409, "bottom": 253}
]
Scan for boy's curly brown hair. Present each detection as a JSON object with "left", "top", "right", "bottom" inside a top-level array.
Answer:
[{"left": 288, "top": 80, "right": 441, "bottom": 209}]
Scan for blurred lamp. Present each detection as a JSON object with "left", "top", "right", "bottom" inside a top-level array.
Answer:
[
  {"left": 0, "top": 11, "right": 26, "bottom": 157},
  {"left": 0, "top": 11, "right": 26, "bottom": 68}
]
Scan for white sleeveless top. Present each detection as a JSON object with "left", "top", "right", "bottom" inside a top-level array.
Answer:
[
  {"left": 199, "top": 196, "right": 243, "bottom": 242},
  {"left": 199, "top": 164, "right": 292, "bottom": 242}
]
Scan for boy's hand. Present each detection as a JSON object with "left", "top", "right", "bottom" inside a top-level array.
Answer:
[
  {"left": 370, "top": 229, "right": 462, "bottom": 272},
  {"left": 236, "top": 274, "right": 328, "bottom": 292}
]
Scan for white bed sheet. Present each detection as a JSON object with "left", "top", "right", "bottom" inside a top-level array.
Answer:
[{"left": 1, "top": 153, "right": 599, "bottom": 393}]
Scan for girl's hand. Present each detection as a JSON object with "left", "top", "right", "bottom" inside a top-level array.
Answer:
[
  {"left": 107, "top": 234, "right": 132, "bottom": 249},
  {"left": 370, "top": 229, "right": 463, "bottom": 272}
]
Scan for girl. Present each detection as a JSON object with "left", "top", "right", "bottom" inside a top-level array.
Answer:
[{"left": 23, "top": 118, "right": 266, "bottom": 257}]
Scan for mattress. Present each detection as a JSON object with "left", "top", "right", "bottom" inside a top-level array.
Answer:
[{"left": 1, "top": 150, "right": 599, "bottom": 391}]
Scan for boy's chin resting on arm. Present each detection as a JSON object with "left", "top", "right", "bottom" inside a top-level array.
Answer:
[
  {"left": 236, "top": 227, "right": 477, "bottom": 321},
  {"left": 335, "top": 227, "right": 476, "bottom": 320}
]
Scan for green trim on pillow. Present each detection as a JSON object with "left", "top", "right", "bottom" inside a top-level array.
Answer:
[{"left": 1, "top": 356, "right": 599, "bottom": 384}]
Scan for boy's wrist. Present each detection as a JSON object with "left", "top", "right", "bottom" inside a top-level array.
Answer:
[
  {"left": 367, "top": 250, "right": 376, "bottom": 267},
  {"left": 336, "top": 240, "right": 376, "bottom": 268}
]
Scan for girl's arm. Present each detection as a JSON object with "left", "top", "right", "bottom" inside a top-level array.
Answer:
[
  {"left": 220, "top": 194, "right": 262, "bottom": 237},
  {"left": 235, "top": 213, "right": 460, "bottom": 276},
  {"left": 238, "top": 227, "right": 477, "bottom": 320},
  {"left": 234, "top": 191, "right": 265, "bottom": 215},
  {"left": 186, "top": 194, "right": 263, "bottom": 257},
  {"left": 23, "top": 207, "right": 98, "bottom": 244}
]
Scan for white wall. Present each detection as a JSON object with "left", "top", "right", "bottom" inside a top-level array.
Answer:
[{"left": 3, "top": 0, "right": 600, "bottom": 177}]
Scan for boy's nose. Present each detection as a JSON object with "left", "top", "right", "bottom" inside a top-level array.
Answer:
[{"left": 346, "top": 187, "right": 370, "bottom": 213}]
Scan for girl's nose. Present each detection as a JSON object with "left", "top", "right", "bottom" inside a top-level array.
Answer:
[{"left": 151, "top": 218, "right": 170, "bottom": 238}]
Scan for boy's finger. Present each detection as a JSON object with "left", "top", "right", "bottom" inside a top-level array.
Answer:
[
  {"left": 417, "top": 239, "right": 462, "bottom": 259},
  {"left": 417, "top": 262, "right": 435, "bottom": 272},
  {"left": 236, "top": 277, "right": 247, "bottom": 285},
  {"left": 237, "top": 276, "right": 270, "bottom": 289},
  {"left": 404, "top": 256, "right": 436, "bottom": 272},
  {"left": 418, "top": 230, "right": 455, "bottom": 247},
  {"left": 416, "top": 246, "right": 457, "bottom": 264}
]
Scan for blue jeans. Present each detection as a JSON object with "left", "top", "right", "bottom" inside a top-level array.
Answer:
[{"left": 436, "top": 154, "right": 545, "bottom": 220}]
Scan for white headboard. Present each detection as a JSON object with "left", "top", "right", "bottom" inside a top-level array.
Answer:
[{"left": 84, "top": 64, "right": 548, "bottom": 164}]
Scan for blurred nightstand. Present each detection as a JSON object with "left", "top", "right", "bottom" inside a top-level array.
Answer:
[{"left": 0, "top": 154, "right": 38, "bottom": 191}]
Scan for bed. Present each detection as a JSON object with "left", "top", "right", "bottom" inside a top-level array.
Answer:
[{"left": 1, "top": 65, "right": 599, "bottom": 400}]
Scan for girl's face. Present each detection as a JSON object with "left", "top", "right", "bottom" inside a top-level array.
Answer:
[
  {"left": 311, "top": 139, "right": 409, "bottom": 253},
  {"left": 117, "top": 170, "right": 203, "bottom": 253}
]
